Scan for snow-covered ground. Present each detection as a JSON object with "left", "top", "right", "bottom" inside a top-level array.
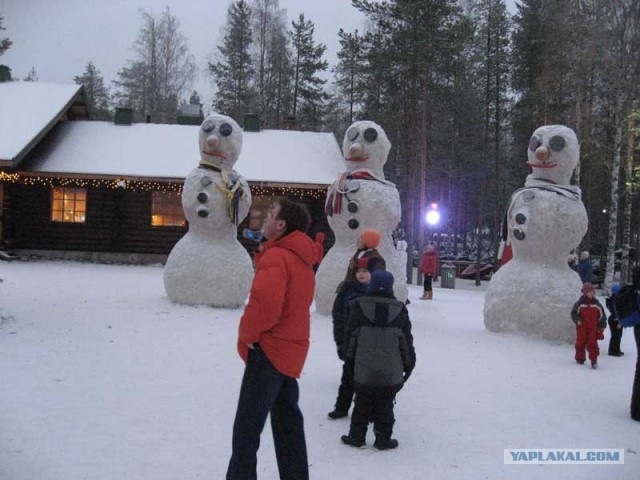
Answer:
[{"left": 0, "top": 260, "right": 638, "bottom": 480}]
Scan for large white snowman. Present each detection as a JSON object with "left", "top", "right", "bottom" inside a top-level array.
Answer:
[
  {"left": 163, "top": 114, "right": 253, "bottom": 307},
  {"left": 315, "top": 121, "right": 407, "bottom": 315},
  {"left": 484, "top": 125, "right": 587, "bottom": 342}
]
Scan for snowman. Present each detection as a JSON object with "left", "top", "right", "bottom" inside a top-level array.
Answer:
[
  {"left": 315, "top": 121, "right": 407, "bottom": 315},
  {"left": 163, "top": 114, "right": 253, "bottom": 307},
  {"left": 484, "top": 125, "right": 588, "bottom": 342}
]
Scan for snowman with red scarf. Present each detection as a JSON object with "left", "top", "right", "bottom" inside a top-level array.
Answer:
[
  {"left": 164, "top": 114, "right": 253, "bottom": 307},
  {"left": 315, "top": 121, "right": 407, "bottom": 315},
  {"left": 484, "top": 125, "right": 587, "bottom": 342}
]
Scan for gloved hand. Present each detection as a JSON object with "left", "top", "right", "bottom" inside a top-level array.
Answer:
[{"left": 597, "top": 330, "right": 605, "bottom": 340}]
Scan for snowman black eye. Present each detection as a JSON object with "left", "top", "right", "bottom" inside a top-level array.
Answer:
[
  {"left": 219, "top": 123, "right": 233, "bottom": 137},
  {"left": 528, "top": 136, "right": 541, "bottom": 151},
  {"left": 202, "top": 120, "right": 215, "bottom": 133},
  {"left": 363, "top": 128, "right": 378, "bottom": 142},
  {"left": 549, "top": 135, "right": 566, "bottom": 152},
  {"left": 347, "top": 127, "right": 359, "bottom": 141}
]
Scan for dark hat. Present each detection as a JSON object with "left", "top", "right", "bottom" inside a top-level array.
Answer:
[{"left": 366, "top": 270, "right": 394, "bottom": 296}]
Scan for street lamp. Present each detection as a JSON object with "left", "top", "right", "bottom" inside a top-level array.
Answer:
[{"left": 425, "top": 203, "right": 440, "bottom": 226}]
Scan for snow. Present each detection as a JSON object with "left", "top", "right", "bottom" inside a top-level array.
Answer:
[
  {"left": 0, "top": 82, "right": 82, "bottom": 162},
  {"left": 25, "top": 121, "right": 344, "bottom": 184},
  {"left": 0, "top": 260, "right": 638, "bottom": 480}
]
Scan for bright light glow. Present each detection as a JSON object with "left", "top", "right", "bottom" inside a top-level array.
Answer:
[{"left": 426, "top": 210, "right": 440, "bottom": 225}]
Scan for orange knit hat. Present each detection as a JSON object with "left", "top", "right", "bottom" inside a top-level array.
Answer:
[{"left": 360, "top": 229, "right": 381, "bottom": 249}]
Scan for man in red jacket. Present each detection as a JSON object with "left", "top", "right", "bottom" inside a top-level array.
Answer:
[
  {"left": 420, "top": 244, "right": 438, "bottom": 300},
  {"left": 227, "top": 198, "right": 322, "bottom": 480}
]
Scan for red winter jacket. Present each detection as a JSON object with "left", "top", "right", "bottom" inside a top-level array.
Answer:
[
  {"left": 420, "top": 250, "right": 439, "bottom": 276},
  {"left": 237, "top": 230, "right": 321, "bottom": 378}
]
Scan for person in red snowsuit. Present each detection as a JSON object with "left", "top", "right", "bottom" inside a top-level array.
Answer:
[
  {"left": 571, "top": 282, "right": 607, "bottom": 369},
  {"left": 420, "top": 244, "right": 438, "bottom": 300}
]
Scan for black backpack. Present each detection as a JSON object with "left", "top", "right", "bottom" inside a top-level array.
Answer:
[{"left": 614, "top": 285, "right": 640, "bottom": 327}]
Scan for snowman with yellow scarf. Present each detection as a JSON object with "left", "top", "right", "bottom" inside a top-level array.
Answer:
[{"left": 164, "top": 114, "right": 253, "bottom": 307}]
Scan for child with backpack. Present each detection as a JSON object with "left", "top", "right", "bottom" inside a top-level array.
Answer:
[
  {"left": 341, "top": 270, "right": 416, "bottom": 450},
  {"left": 605, "top": 283, "right": 624, "bottom": 357},
  {"left": 571, "top": 282, "right": 607, "bottom": 369}
]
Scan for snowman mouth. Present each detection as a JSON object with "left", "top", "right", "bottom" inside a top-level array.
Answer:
[
  {"left": 526, "top": 162, "right": 557, "bottom": 169},
  {"left": 346, "top": 156, "right": 369, "bottom": 162},
  {"left": 202, "top": 150, "right": 227, "bottom": 159}
]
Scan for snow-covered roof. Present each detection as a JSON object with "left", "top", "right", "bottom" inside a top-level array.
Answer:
[
  {"left": 0, "top": 82, "right": 85, "bottom": 166},
  {"left": 25, "top": 121, "right": 345, "bottom": 185}
]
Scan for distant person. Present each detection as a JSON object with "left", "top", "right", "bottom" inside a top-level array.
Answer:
[
  {"left": 577, "top": 251, "right": 593, "bottom": 284},
  {"left": 420, "top": 244, "right": 438, "bottom": 300},
  {"left": 571, "top": 282, "right": 607, "bottom": 369},
  {"left": 630, "top": 267, "right": 640, "bottom": 422},
  {"left": 328, "top": 257, "right": 375, "bottom": 420},
  {"left": 568, "top": 251, "right": 578, "bottom": 271},
  {"left": 344, "top": 229, "right": 386, "bottom": 282},
  {"left": 605, "top": 283, "right": 624, "bottom": 357},
  {"left": 226, "top": 198, "right": 322, "bottom": 480},
  {"left": 341, "top": 270, "right": 416, "bottom": 450}
]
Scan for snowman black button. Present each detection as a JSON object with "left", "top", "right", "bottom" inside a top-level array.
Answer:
[
  {"left": 513, "top": 228, "right": 525, "bottom": 240},
  {"left": 348, "top": 219, "right": 359, "bottom": 230},
  {"left": 200, "top": 176, "right": 212, "bottom": 186},
  {"left": 515, "top": 213, "right": 526, "bottom": 225},
  {"left": 197, "top": 192, "right": 209, "bottom": 203}
]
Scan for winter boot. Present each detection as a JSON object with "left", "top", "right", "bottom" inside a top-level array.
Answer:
[
  {"left": 420, "top": 292, "right": 428, "bottom": 300},
  {"left": 341, "top": 435, "right": 366, "bottom": 449},
  {"left": 328, "top": 409, "right": 348, "bottom": 419},
  {"left": 373, "top": 437, "right": 399, "bottom": 450},
  {"left": 427, "top": 291, "right": 433, "bottom": 300}
]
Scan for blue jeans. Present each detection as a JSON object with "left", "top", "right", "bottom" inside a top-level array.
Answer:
[{"left": 226, "top": 346, "right": 309, "bottom": 480}]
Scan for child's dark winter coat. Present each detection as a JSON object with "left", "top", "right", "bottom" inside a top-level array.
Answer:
[{"left": 605, "top": 284, "right": 624, "bottom": 356}]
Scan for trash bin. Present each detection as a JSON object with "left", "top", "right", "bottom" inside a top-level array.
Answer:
[{"left": 441, "top": 263, "right": 456, "bottom": 289}]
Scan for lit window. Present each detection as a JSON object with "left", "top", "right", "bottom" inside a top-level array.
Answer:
[
  {"left": 51, "top": 187, "right": 87, "bottom": 223},
  {"left": 151, "top": 191, "right": 185, "bottom": 227}
]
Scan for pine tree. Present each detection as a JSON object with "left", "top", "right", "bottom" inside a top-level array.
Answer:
[
  {"left": 0, "top": 14, "right": 11, "bottom": 57},
  {"left": 353, "top": 0, "right": 469, "bottom": 276},
  {"left": 114, "top": 7, "right": 196, "bottom": 124},
  {"left": 74, "top": 61, "right": 111, "bottom": 120},
  {"left": 470, "top": 0, "right": 512, "bottom": 253},
  {"left": 333, "top": 29, "right": 365, "bottom": 124},
  {"left": 189, "top": 90, "right": 201, "bottom": 105},
  {"left": 289, "top": 13, "right": 328, "bottom": 130},
  {"left": 250, "top": 0, "right": 292, "bottom": 128},
  {"left": 209, "top": 0, "right": 255, "bottom": 124}
]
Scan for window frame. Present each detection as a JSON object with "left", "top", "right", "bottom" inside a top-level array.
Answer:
[
  {"left": 51, "top": 186, "right": 87, "bottom": 223},
  {"left": 151, "top": 191, "right": 186, "bottom": 228}
]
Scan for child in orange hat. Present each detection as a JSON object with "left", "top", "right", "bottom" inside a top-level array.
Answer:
[
  {"left": 571, "top": 282, "right": 607, "bottom": 369},
  {"left": 344, "top": 229, "right": 386, "bottom": 282}
]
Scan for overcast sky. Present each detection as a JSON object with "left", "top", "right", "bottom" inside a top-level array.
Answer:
[{"left": 1, "top": 0, "right": 517, "bottom": 113}]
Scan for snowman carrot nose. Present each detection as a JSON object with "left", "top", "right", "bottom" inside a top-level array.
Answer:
[
  {"left": 535, "top": 146, "right": 550, "bottom": 162},
  {"left": 349, "top": 143, "right": 364, "bottom": 158},
  {"left": 207, "top": 135, "right": 220, "bottom": 148}
]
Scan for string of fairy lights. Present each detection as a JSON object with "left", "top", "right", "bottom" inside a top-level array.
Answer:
[{"left": 0, "top": 171, "right": 327, "bottom": 200}]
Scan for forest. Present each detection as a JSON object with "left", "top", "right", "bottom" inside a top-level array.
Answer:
[{"left": 1, "top": 0, "right": 639, "bottom": 286}]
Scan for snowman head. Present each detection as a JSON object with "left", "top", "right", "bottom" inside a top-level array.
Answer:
[
  {"left": 199, "top": 114, "right": 243, "bottom": 170},
  {"left": 342, "top": 121, "right": 391, "bottom": 178},
  {"left": 526, "top": 125, "right": 579, "bottom": 185}
]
